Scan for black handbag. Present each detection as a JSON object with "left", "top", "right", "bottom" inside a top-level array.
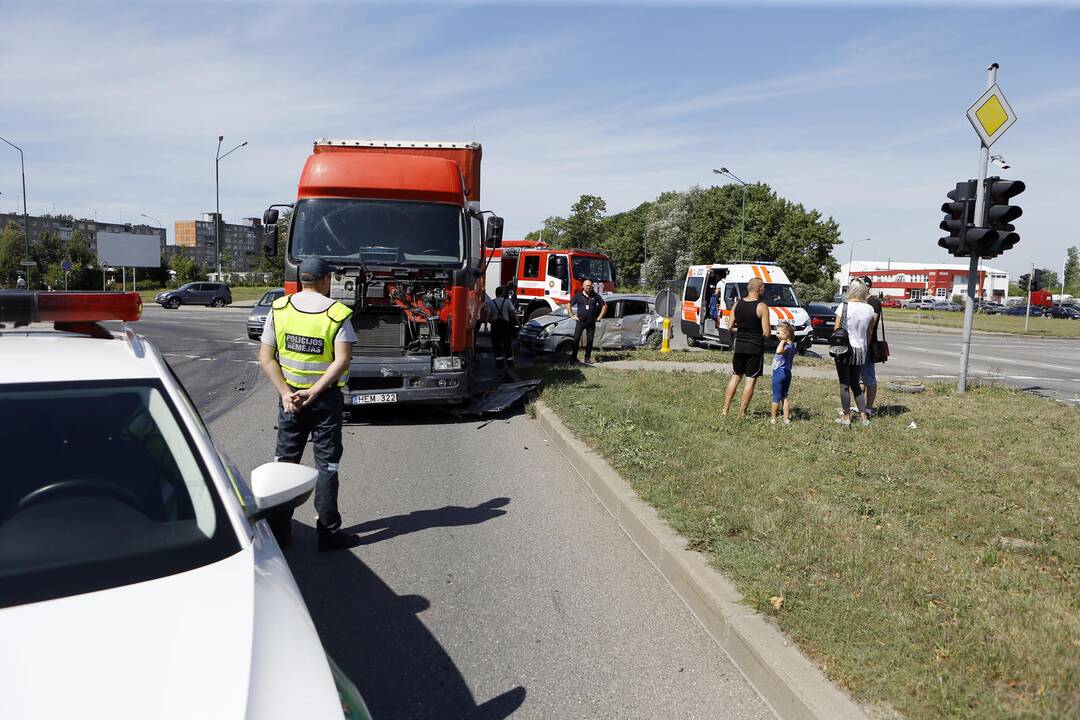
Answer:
[
  {"left": 870, "top": 310, "right": 890, "bottom": 363},
  {"left": 828, "top": 302, "right": 851, "bottom": 358}
]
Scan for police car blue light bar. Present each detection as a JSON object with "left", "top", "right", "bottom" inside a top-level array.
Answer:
[{"left": 0, "top": 292, "right": 142, "bottom": 324}]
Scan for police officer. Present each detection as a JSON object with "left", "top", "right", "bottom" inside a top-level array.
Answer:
[
  {"left": 258, "top": 258, "right": 359, "bottom": 551},
  {"left": 488, "top": 285, "right": 518, "bottom": 369}
]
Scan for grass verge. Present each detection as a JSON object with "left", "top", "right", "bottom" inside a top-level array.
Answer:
[
  {"left": 888, "top": 308, "right": 1080, "bottom": 337},
  {"left": 529, "top": 365, "right": 1079, "bottom": 719}
]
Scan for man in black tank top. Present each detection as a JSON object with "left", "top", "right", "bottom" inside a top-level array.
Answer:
[{"left": 721, "top": 277, "right": 772, "bottom": 417}]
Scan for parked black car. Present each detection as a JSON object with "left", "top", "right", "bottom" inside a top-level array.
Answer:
[
  {"left": 804, "top": 302, "right": 838, "bottom": 342},
  {"left": 246, "top": 288, "right": 285, "bottom": 338},
  {"left": 155, "top": 282, "right": 232, "bottom": 309},
  {"left": 1002, "top": 305, "right": 1044, "bottom": 317},
  {"left": 1043, "top": 305, "right": 1080, "bottom": 319}
]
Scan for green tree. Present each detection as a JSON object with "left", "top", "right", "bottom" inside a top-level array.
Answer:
[
  {"left": 170, "top": 247, "right": 205, "bottom": 285},
  {"left": 0, "top": 222, "right": 27, "bottom": 287},
  {"left": 563, "top": 195, "right": 606, "bottom": 250},
  {"left": 1063, "top": 246, "right": 1079, "bottom": 292}
]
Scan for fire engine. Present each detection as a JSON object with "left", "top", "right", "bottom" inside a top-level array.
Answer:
[
  {"left": 263, "top": 139, "right": 504, "bottom": 406},
  {"left": 485, "top": 239, "right": 615, "bottom": 320}
]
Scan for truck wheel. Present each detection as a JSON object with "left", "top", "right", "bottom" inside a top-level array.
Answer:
[{"left": 527, "top": 306, "right": 551, "bottom": 321}]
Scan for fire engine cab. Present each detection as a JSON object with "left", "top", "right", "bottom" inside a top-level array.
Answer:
[
  {"left": 681, "top": 262, "right": 813, "bottom": 351},
  {"left": 485, "top": 240, "right": 614, "bottom": 320}
]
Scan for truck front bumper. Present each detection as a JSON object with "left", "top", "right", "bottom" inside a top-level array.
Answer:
[{"left": 345, "top": 355, "right": 468, "bottom": 405}]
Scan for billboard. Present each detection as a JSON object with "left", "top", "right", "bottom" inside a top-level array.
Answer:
[{"left": 96, "top": 231, "right": 161, "bottom": 267}]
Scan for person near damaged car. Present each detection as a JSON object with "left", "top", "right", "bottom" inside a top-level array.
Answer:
[{"left": 569, "top": 279, "right": 607, "bottom": 364}]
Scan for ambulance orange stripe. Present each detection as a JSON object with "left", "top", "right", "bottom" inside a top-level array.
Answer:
[
  {"left": 760, "top": 265, "right": 773, "bottom": 282},
  {"left": 750, "top": 265, "right": 763, "bottom": 280}
]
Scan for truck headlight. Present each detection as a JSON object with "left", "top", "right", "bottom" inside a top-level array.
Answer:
[{"left": 433, "top": 356, "right": 463, "bottom": 371}]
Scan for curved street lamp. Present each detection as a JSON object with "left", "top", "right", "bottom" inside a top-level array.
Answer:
[
  {"left": 0, "top": 135, "right": 30, "bottom": 285},
  {"left": 712, "top": 167, "right": 749, "bottom": 258},
  {"left": 215, "top": 136, "right": 248, "bottom": 278}
]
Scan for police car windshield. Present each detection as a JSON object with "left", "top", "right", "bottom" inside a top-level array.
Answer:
[
  {"left": 0, "top": 380, "right": 240, "bottom": 609},
  {"left": 737, "top": 282, "right": 800, "bottom": 308},
  {"left": 291, "top": 198, "right": 465, "bottom": 266}
]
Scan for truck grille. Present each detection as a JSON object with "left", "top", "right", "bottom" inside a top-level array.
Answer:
[
  {"left": 348, "top": 376, "right": 405, "bottom": 391},
  {"left": 352, "top": 311, "right": 405, "bottom": 356}
]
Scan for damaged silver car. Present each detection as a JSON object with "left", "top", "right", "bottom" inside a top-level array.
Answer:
[{"left": 517, "top": 294, "right": 662, "bottom": 356}]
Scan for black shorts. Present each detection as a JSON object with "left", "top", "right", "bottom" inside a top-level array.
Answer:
[{"left": 732, "top": 351, "right": 764, "bottom": 378}]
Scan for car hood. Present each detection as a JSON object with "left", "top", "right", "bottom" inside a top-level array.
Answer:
[
  {"left": 527, "top": 315, "right": 571, "bottom": 330},
  {"left": 0, "top": 541, "right": 342, "bottom": 719}
]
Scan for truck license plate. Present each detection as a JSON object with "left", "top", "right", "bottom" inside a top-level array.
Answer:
[{"left": 353, "top": 393, "right": 397, "bottom": 405}]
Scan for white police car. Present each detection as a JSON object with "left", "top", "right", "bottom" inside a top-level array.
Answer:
[{"left": 0, "top": 292, "right": 371, "bottom": 720}]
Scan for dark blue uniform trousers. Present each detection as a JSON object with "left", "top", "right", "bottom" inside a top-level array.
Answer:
[{"left": 269, "top": 388, "right": 344, "bottom": 537}]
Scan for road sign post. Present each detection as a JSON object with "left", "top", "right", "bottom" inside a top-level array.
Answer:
[
  {"left": 958, "top": 63, "right": 1016, "bottom": 394},
  {"left": 654, "top": 288, "right": 678, "bottom": 354}
]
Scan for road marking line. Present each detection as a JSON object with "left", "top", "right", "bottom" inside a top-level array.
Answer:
[{"left": 918, "top": 361, "right": 945, "bottom": 367}]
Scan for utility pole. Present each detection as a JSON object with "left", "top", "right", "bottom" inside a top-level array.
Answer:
[
  {"left": 0, "top": 135, "right": 30, "bottom": 287},
  {"left": 1024, "top": 264, "right": 1033, "bottom": 333},
  {"left": 713, "top": 168, "right": 748, "bottom": 258},
  {"left": 957, "top": 63, "right": 998, "bottom": 394}
]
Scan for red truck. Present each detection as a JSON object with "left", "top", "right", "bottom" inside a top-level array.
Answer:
[
  {"left": 485, "top": 239, "right": 615, "bottom": 320},
  {"left": 262, "top": 139, "right": 503, "bottom": 406}
]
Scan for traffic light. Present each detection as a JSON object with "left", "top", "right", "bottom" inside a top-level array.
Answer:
[
  {"left": 968, "top": 177, "right": 1025, "bottom": 259},
  {"left": 1031, "top": 269, "right": 1042, "bottom": 291},
  {"left": 938, "top": 180, "right": 976, "bottom": 257}
]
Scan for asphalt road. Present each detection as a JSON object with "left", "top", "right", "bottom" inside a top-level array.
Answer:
[
  {"left": 668, "top": 321, "right": 1080, "bottom": 404},
  {"left": 128, "top": 305, "right": 775, "bottom": 720}
]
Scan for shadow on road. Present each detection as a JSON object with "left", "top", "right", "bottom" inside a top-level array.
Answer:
[
  {"left": 286, "top": 523, "right": 526, "bottom": 720},
  {"left": 344, "top": 498, "right": 511, "bottom": 545}
]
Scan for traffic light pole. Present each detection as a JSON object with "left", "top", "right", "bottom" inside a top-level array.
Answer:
[
  {"left": 1025, "top": 265, "right": 1033, "bottom": 333},
  {"left": 957, "top": 63, "right": 998, "bottom": 395}
]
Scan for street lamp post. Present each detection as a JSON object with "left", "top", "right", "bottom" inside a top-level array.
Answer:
[
  {"left": 845, "top": 238, "right": 871, "bottom": 292},
  {"left": 215, "top": 136, "right": 248, "bottom": 279},
  {"left": 712, "top": 168, "right": 748, "bottom": 259},
  {"left": 0, "top": 135, "right": 30, "bottom": 286}
]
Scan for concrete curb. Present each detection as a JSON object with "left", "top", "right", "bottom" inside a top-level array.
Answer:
[{"left": 531, "top": 400, "right": 870, "bottom": 720}]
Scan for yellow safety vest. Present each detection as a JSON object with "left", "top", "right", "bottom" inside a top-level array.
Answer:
[{"left": 272, "top": 295, "right": 353, "bottom": 389}]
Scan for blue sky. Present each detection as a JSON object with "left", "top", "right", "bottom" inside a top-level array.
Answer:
[{"left": 1, "top": 1, "right": 1078, "bottom": 278}]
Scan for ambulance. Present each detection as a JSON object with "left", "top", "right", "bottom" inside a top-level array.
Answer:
[{"left": 680, "top": 262, "right": 813, "bottom": 351}]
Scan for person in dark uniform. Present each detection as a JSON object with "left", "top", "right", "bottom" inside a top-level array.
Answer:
[
  {"left": 721, "top": 277, "right": 772, "bottom": 417},
  {"left": 488, "top": 285, "right": 518, "bottom": 369},
  {"left": 258, "top": 258, "right": 360, "bottom": 552},
  {"left": 569, "top": 279, "right": 607, "bottom": 364}
]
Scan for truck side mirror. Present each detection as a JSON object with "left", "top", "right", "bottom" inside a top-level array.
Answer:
[
  {"left": 263, "top": 208, "right": 280, "bottom": 226},
  {"left": 486, "top": 216, "right": 504, "bottom": 248},
  {"left": 262, "top": 224, "right": 279, "bottom": 258}
]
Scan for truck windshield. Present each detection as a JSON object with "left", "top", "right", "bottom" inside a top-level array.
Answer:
[
  {"left": 736, "top": 282, "right": 800, "bottom": 308},
  {"left": 571, "top": 256, "right": 613, "bottom": 283},
  {"left": 291, "top": 198, "right": 464, "bottom": 266}
]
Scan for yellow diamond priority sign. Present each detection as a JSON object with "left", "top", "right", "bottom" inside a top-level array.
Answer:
[{"left": 967, "top": 83, "right": 1016, "bottom": 147}]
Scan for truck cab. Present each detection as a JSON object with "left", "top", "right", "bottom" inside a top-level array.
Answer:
[{"left": 681, "top": 263, "right": 812, "bottom": 351}]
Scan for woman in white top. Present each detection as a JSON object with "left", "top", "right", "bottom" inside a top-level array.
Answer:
[{"left": 832, "top": 279, "right": 878, "bottom": 427}]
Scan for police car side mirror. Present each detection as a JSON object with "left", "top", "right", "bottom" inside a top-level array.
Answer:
[{"left": 247, "top": 462, "right": 316, "bottom": 522}]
